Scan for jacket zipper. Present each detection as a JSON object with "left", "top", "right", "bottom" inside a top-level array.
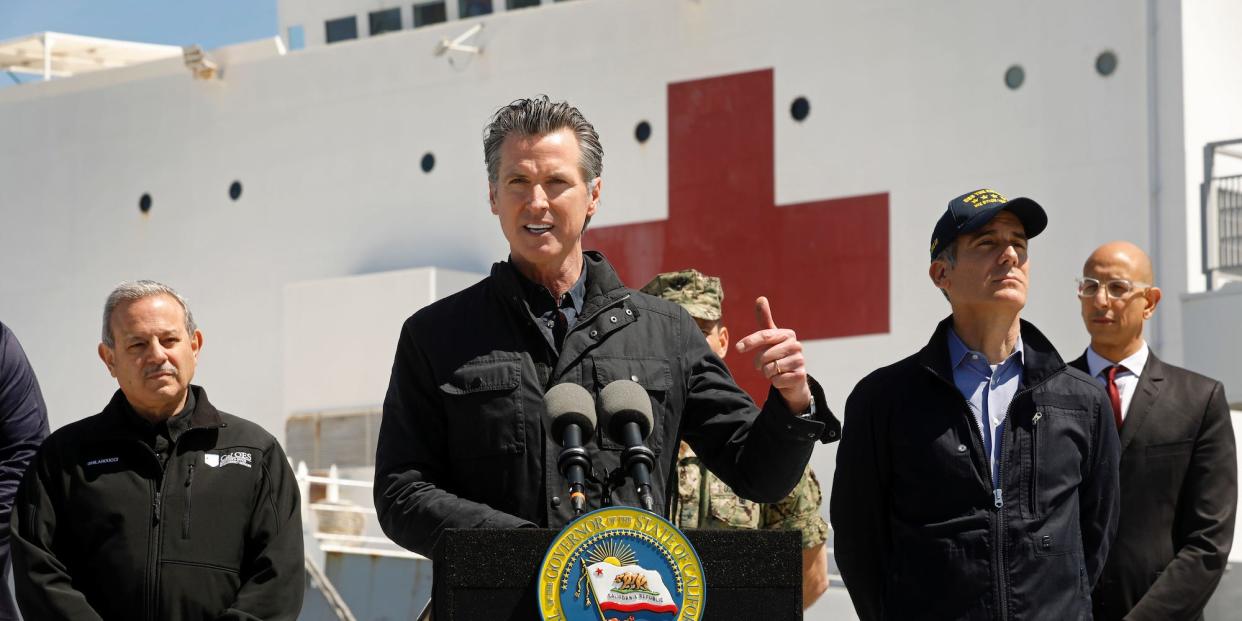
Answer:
[
  {"left": 183, "top": 461, "right": 195, "bottom": 539},
  {"left": 146, "top": 460, "right": 167, "bottom": 621},
  {"left": 1029, "top": 410, "right": 1042, "bottom": 516},
  {"left": 926, "top": 366, "right": 1057, "bottom": 621},
  {"left": 992, "top": 376, "right": 1055, "bottom": 621}
]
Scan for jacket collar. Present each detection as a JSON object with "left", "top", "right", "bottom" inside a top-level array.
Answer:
[
  {"left": 102, "top": 384, "right": 226, "bottom": 434},
  {"left": 491, "top": 250, "right": 629, "bottom": 319},
  {"left": 918, "top": 315, "right": 1066, "bottom": 386}
]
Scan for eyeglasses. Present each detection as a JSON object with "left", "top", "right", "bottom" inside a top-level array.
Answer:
[{"left": 1075, "top": 277, "right": 1150, "bottom": 299}]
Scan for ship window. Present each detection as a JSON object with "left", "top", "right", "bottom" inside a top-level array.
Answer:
[
  {"left": 790, "top": 97, "right": 810, "bottom": 122},
  {"left": 414, "top": 2, "right": 447, "bottom": 27},
  {"left": 287, "top": 25, "right": 305, "bottom": 51},
  {"left": 421, "top": 153, "right": 436, "bottom": 173},
  {"left": 229, "top": 181, "right": 243, "bottom": 201},
  {"left": 369, "top": 8, "right": 403, "bottom": 36},
  {"left": 1095, "top": 51, "right": 1118, "bottom": 76},
  {"left": 1004, "top": 65, "right": 1025, "bottom": 90},
  {"left": 325, "top": 16, "right": 359, "bottom": 44},
  {"left": 507, "top": 0, "right": 540, "bottom": 9},
  {"left": 634, "top": 121, "right": 651, "bottom": 144},
  {"left": 139, "top": 193, "right": 152, "bottom": 214},
  {"left": 460, "top": 0, "right": 493, "bottom": 18}
]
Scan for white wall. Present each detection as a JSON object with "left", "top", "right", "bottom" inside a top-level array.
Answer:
[{"left": 283, "top": 266, "right": 484, "bottom": 415}]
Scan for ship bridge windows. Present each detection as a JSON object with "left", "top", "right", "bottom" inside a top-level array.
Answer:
[
  {"left": 414, "top": 2, "right": 448, "bottom": 27},
  {"left": 507, "top": 0, "right": 540, "bottom": 9},
  {"left": 369, "top": 8, "right": 403, "bottom": 36},
  {"left": 460, "top": 0, "right": 494, "bottom": 18},
  {"left": 325, "top": 15, "right": 359, "bottom": 44}
]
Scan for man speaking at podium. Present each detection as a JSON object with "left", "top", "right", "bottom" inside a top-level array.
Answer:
[{"left": 374, "top": 96, "right": 840, "bottom": 559}]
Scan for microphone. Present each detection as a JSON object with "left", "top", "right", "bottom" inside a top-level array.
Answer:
[
  {"left": 544, "top": 383, "right": 597, "bottom": 516},
  {"left": 599, "top": 380, "right": 656, "bottom": 512}
]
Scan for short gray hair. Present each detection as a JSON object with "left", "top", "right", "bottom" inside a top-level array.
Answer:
[
  {"left": 483, "top": 96, "right": 603, "bottom": 184},
  {"left": 101, "top": 280, "right": 197, "bottom": 348},
  {"left": 932, "top": 241, "right": 958, "bottom": 302}
]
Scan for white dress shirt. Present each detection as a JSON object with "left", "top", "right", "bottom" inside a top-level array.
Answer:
[{"left": 1085, "top": 341, "right": 1150, "bottom": 420}]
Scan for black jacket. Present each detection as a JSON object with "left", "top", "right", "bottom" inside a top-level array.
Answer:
[
  {"left": 1070, "top": 352, "right": 1237, "bottom": 621},
  {"left": 374, "top": 251, "right": 840, "bottom": 558},
  {"left": 11, "top": 386, "right": 304, "bottom": 621},
  {"left": 831, "top": 317, "right": 1120, "bottom": 620}
]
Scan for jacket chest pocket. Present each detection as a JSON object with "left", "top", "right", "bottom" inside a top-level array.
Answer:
[
  {"left": 439, "top": 357, "right": 525, "bottom": 459},
  {"left": 591, "top": 356, "right": 671, "bottom": 457},
  {"left": 1027, "top": 405, "right": 1091, "bottom": 517}
]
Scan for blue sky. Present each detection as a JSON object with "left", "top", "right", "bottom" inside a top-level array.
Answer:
[{"left": 1, "top": 0, "right": 276, "bottom": 83}]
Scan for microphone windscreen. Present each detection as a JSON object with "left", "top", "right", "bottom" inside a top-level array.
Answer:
[
  {"left": 599, "top": 380, "right": 654, "bottom": 440},
  {"left": 544, "top": 383, "right": 597, "bottom": 441}
]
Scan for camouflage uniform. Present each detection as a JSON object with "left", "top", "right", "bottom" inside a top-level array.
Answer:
[{"left": 641, "top": 269, "right": 829, "bottom": 549}]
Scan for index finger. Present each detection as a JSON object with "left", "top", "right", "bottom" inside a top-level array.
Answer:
[{"left": 755, "top": 296, "right": 777, "bottom": 331}]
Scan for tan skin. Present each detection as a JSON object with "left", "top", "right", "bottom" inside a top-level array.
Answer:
[
  {"left": 490, "top": 129, "right": 812, "bottom": 411},
  {"left": 693, "top": 315, "right": 828, "bottom": 609},
  {"left": 98, "top": 294, "right": 203, "bottom": 423},
  {"left": 1079, "top": 241, "right": 1161, "bottom": 363},
  {"left": 929, "top": 211, "right": 1030, "bottom": 363}
]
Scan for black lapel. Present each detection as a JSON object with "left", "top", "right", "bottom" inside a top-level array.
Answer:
[
  {"left": 1119, "top": 351, "right": 1165, "bottom": 455},
  {"left": 1068, "top": 352, "right": 1089, "bottom": 376}
]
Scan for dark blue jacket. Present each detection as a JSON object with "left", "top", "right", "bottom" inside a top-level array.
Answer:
[{"left": 0, "top": 322, "right": 50, "bottom": 621}]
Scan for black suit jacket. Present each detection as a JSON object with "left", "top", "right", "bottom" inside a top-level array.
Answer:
[{"left": 1071, "top": 350, "right": 1237, "bottom": 621}]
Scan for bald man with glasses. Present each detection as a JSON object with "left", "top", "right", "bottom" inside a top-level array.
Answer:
[{"left": 1070, "top": 240, "right": 1237, "bottom": 621}]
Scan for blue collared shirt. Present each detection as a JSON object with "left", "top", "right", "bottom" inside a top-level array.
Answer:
[{"left": 947, "top": 327, "right": 1025, "bottom": 488}]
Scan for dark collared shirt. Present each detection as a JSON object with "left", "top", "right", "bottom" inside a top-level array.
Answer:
[
  {"left": 509, "top": 260, "right": 588, "bottom": 352},
  {"left": 122, "top": 389, "right": 197, "bottom": 468}
]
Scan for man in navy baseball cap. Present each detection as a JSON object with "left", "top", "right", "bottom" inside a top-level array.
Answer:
[
  {"left": 929, "top": 188, "right": 1047, "bottom": 261},
  {"left": 833, "top": 186, "right": 1120, "bottom": 620}
]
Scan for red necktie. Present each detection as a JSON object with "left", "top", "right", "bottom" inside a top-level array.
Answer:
[{"left": 1105, "top": 365, "right": 1126, "bottom": 429}]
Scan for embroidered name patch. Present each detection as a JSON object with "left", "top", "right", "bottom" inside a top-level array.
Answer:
[
  {"left": 204, "top": 450, "right": 252, "bottom": 469},
  {"left": 85, "top": 457, "right": 120, "bottom": 467}
]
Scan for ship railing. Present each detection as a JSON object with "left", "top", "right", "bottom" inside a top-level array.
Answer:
[
  {"left": 1201, "top": 139, "right": 1242, "bottom": 289},
  {"left": 293, "top": 461, "right": 424, "bottom": 560}
]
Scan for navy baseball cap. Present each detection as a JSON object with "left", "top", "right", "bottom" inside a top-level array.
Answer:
[{"left": 929, "top": 189, "right": 1047, "bottom": 261}]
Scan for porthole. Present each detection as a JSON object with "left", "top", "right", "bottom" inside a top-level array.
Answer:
[
  {"left": 139, "top": 193, "right": 152, "bottom": 214},
  {"left": 790, "top": 96, "right": 810, "bottom": 122},
  {"left": 229, "top": 181, "right": 243, "bottom": 201},
  {"left": 420, "top": 152, "right": 435, "bottom": 173},
  {"left": 634, "top": 121, "right": 652, "bottom": 144},
  {"left": 1095, "top": 51, "right": 1118, "bottom": 77},
  {"left": 1004, "top": 65, "right": 1025, "bottom": 90}
]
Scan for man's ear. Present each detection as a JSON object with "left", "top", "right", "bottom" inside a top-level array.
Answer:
[
  {"left": 717, "top": 325, "right": 730, "bottom": 355},
  {"left": 1142, "top": 286, "right": 1162, "bottom": 319},
  {"left": 929, "top": 260, "right": 949, "bottom": 291},
  {"left": 488, "top": 183, "right": 499, "bottom": 215},
  {"left": 190, "top": 329, "right": 204, "bottom": 359},
  {"left": 98, "top": 343, "right": 116, "bottom": 378},
  {"left": 586, "top": 177, "right": 601, "bottom": 219}
]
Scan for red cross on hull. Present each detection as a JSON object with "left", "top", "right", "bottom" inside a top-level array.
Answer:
[{"left": 585, "top": 69, "right": 889, "bottom": 399}]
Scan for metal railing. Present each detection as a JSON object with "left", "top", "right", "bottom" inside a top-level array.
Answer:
[
  {"left": 1201, "top": 139, "right": 1242, "bottom": 289},
  {"left": 294, "top": 461, "right": 424, "bottom": 560}
]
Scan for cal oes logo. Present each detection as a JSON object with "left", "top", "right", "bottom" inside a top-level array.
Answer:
[{"left": 538, "top": 507, "right": 705, "bottom": 621}]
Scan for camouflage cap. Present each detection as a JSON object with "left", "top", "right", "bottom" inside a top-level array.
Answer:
[{"left": 640, "top": 269, "right": 723, "bottom": 321}]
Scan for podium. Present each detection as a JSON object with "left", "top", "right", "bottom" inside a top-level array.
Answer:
[{"left": 432, "top": 528, "right": 802, "bottom": 620}]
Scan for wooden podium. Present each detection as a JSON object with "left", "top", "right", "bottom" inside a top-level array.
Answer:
[{"left": 431, "top": 528, "right": 803, "bottom": 620}]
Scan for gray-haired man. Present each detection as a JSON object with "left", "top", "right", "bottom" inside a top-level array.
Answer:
[
  {"left": 375, "top": 96, "right": 841, "bottom": 558},
  {"left": 12, "top": 281, "right": 304, "bottom": 620}
]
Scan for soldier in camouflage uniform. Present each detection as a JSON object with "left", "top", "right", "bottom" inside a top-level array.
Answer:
[{"left": 641, "top": 269, "right": 831, "bottom": 609}]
